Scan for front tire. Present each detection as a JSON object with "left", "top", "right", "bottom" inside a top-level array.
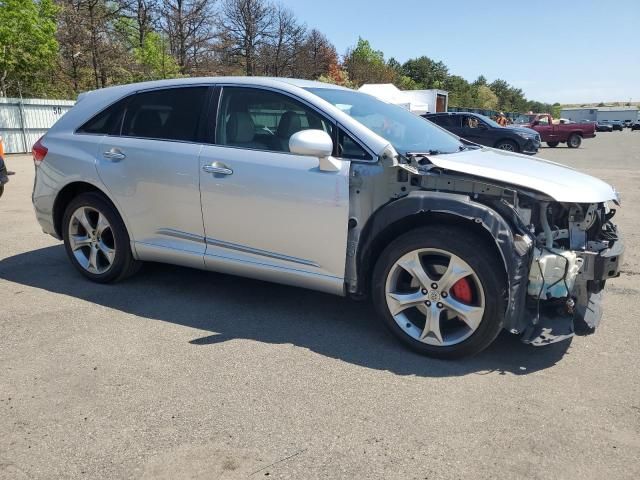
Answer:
[
  {"left": 546, "top": 141, "right": 559, "bottom": 148},
  {"left": 62, "top": 192, "right": 140, "bottom": 283},
  {"left": 372, "top": 226, "right": 506, "bottom": 359},
  {"left": 495, "top": 140, "right": 518, "bottom": 152},
  {"left": 567, "top": 133, "right": 582, "bottom": 148}
]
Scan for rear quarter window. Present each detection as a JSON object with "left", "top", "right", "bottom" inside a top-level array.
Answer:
[{"left": 77, "top": 98, "right": 128, "bottom": 135}]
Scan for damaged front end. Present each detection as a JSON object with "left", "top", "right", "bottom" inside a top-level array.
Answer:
[
  {"left": 518, "top": 199, "right": 623, "bottom": 345},
  {"left": 363, "top": 149, "right": 624, "bottom": 347}
]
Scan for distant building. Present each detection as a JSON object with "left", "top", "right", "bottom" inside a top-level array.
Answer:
[
  {"left": 561, "top": 106, "right": 638, "bottom": 123},
  {"left": 358, "top": 84, "right": 448, "bottom": 114}
]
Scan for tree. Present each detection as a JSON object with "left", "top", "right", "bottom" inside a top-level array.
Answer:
[
  {"left": 258, "top": 3, "right": 305, "bottom": 77},
  {"left": 133, "top": 31, "right": 180, "bottom": 79},
  {"left": 444, "top": 75, "right": 474, "bottom": 108},
  {"left": 0, "top": 0, "right": 58, "bottom": 96},
  {"left": 475, "top": 85, "right": 498, "bottom": 110},
  {"left": 218, "top": 0, "right": 274, "bottom": 76},
  {"left": 343, "top": 37, "right": 396, "bottom": 86},
  {"left": 161, "top": 0, "right": 217, "bottom": 75},
  {"left": 296, "top": 28, "right": 336, "bottom": 79},
  {"left": 401, "top": 56, "right": 448, "bottom": 89},
  {"left": 317, "top": 62, "right": 354, "bottom": 88}
]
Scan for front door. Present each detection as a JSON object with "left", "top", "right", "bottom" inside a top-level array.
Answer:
[
  {"left": 96, "top": 86, "right": 209, "bottom": 259},
  {"left": 198, "top": 86, "right": 350, "bottom": 294},
  {"left": 460, "top": 115, "right": 489, "bottom": 146}
]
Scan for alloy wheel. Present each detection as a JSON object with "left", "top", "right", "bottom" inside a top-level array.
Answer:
[
  {"left": 384, "top": 248, "right": 485, "bottom": 346},
  {"left": 68, "top": 206, "right": 116, "bottom": 274}
]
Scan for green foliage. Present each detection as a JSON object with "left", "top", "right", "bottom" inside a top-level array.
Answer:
[
  {"left": 0, "top": 0, "right": 59, "bottom": 96},
  {"left": 343, "top": 38, "right": 396, "bottom": 86},
  {"left": 476, "top": 85, "right": 498, "bottom": 110},
  {"left": 401, "top": 56, "right": 448, "bottom": 89},
  {"left": 133, "top": 32, "right": 181, "bottom": 81}
]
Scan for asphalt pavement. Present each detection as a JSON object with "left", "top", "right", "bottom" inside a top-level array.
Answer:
[{"left": 1, "top": 130, "right": 639, "bottom": 479}]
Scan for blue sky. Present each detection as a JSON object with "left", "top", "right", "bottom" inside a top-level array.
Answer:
[{"left": 278, "top": 0, "right": 640, "bottom": 104}]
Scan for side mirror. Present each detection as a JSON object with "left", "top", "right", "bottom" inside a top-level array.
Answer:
[
  {"left": 531, "top": 120, "right": 539, "bottom": 126},
  {"left": 289, "top": 129, "right": 340, "bottom": 172}
]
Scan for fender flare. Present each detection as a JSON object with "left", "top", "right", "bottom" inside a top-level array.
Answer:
[{"left": 357, "top": 190, "right": 531, "bottom": 332}]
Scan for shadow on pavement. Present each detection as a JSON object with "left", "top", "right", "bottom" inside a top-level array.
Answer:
[{"left": 0, "top": 245, "right": 572, "bottom": 377}]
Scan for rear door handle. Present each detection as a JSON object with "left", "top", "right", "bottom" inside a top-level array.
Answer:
[
  {"left": 202, "top": 162, "right": 233, "bottom": 176},
  {"left": 103, "top": 149, "right": 126, "bottom": 161}
]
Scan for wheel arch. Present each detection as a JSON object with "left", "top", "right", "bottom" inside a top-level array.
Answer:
[
  {"left": 356, "top": 191, "right": 528, "bottom": 310},
  {"left": 494, "top": 138, "right": 520, "bottom": 151},
  {"left": 53, "top": 181, "right": 121, "bottom": 239}
]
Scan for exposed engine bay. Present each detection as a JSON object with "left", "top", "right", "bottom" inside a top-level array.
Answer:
[{"left": 347, "top": 149, "right": 623, "bottom": 346}]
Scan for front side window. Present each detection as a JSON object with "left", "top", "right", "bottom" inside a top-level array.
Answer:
[
  {"left": 216, "top": 87, "right": 334, "bottom": 153},
  {"left": 462, "top": 115, "right": 481, "bottom": 129},
  {"left": 307, "top": 87, "right": 464, "bottom": 155},
  {"left": 121, "top": 87, "right": 208, "bottom": 142}
]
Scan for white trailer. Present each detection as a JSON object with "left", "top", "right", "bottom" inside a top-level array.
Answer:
[{"left": 358, "top": 84, "right": 448, "bottom": 115}]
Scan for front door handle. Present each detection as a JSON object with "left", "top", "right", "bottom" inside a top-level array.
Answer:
[
  {"left": 103, "top": 149, "right": 126, "bottom": 161},
  {"left": 202, "top": 162, "right": 233, "bottom": 176}
]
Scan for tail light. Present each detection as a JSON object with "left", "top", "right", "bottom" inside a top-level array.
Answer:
[{"left": 32, "top": 136, "right": 48, "bottom": 166}]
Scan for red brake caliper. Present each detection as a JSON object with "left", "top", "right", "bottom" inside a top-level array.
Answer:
[{"left": 451, "top": 277, "right": 473, "bottom": 303}]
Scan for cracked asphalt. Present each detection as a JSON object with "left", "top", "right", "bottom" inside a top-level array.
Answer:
[{"left": 1, "top": 130, "right": 639, "bottom": 479}]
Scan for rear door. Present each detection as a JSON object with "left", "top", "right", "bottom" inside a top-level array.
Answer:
[
  {"left": 428, "top": 114, "right": 462, "bottom": 137},
  {"left": 198, "top": 86, "right": 352, "bottom": 293},
  {"left": 95, "top": 86, "right": 210, "bottom": 260}
]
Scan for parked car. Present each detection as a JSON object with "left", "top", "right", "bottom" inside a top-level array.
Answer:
[
  {"left": 514, "top": 113, "right": 596, "bottom": 148},
  {"left": 632, "top": 120, "right": 640, "bottom": 131},
  {"left": 610, "top": 120, "right": 624, "bottom": 131},
  {"left": 31, "top": 77, "right": 623, "bottom": 358},
  {"left": 0, "top": 155, "right": 7, "bottom": 198},
  {"left": 623, "top": 119, "right": 633, "bottom": 129},
  {"left": 422, "top": 112, "right": 540, "bottom": 155},
  {"left": 596, "top": 121, "right": 614, "bottom": 132}
]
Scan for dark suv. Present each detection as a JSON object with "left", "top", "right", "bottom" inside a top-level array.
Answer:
[{"left": 423, "top": 112, "right": 540, "bottom": 155}]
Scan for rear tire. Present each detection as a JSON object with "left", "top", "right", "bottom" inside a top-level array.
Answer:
[
  {"left": 546, "top": 141, "right": 559, "bottom": 148},
  {"left": 371, "top": 226, "right": 506, "bottom": 359},
  {"left": 567, "top": 134, "right": 582, "bottom": 148},
  {"left": 62, "top": 192, "right": 140, "bottom": 283}
]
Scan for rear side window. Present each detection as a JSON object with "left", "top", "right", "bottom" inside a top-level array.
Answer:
[
  {"left": 77, "top": 98, "right": 127, "bottom": 135},
  {"left": 429, "top": 115, "right": 460, "bottom": 128},
  {"left": 121, "top": 87, "right": 208, "bottom": 142}
]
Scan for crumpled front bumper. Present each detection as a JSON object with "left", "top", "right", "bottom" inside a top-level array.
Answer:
[
  {"left": 521, "top": 137, "right": 541, "bottom": 155},
  {"left": 520, "top": 236, "right": 624, "bottom": 346}
]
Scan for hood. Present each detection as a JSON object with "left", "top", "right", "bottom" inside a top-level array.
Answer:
[
  {"left": 506, "top": 125, "right": 538, "bottom": 136},
  {"left": 426, "top": 147, "right": 618, "bottom": 203}
]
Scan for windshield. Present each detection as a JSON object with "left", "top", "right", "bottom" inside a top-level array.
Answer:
[
  {"left": 473, "top": 113, "right": 502, "bottom": 128},
  {"left": 306, "top": 87, "right": 464, "bottom": 154}
]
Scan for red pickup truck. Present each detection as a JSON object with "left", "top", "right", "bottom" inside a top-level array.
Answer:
[{"left": 514, "top": 113, "right": 596, "bottom": 148}]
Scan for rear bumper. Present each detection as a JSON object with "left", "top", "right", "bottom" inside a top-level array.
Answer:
[{"left": 32, "top": 166, "right": 60, "bottom": 239}]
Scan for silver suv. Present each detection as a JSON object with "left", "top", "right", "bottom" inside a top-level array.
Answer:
[{"left": 32, "top": 77, "right": 623, "bottom": 358}]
